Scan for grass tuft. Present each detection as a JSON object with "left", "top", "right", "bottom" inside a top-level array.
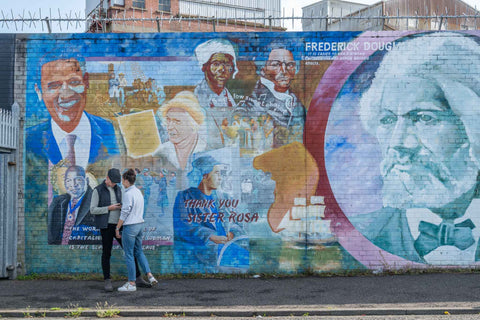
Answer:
[{"left": 95, "top": 302, "right": 120, "bottom": 318}]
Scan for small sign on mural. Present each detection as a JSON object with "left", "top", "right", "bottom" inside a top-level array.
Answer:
[{"left": 117, "top": 110, "right": 161, "bottom": 158}]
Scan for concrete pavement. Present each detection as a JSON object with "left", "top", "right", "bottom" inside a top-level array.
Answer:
[{"left": 1, "top": 273, "right": 480, "bottom": 317}]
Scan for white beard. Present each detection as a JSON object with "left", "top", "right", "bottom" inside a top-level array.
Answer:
[{"left": 380, "top": 144, "right": 479, "bottom": 209}]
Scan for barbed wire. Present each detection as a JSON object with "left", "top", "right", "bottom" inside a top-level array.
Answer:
[
  {"left": 1, "top": 8, "right": 480, "bottom": 33},
  {"left": 0, "top": 9, "right": 85, "bottom": 32}
]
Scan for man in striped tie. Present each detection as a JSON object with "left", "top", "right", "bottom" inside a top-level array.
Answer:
[{"left": 47, "top": 165, "right": 95, "bottom": 245}]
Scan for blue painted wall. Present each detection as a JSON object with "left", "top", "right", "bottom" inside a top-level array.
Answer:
[{"left": 23, "top": 31, "right": 480, "bottom": 275}]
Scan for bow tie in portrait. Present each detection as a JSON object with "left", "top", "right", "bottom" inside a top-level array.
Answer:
[{"left": 414, "top": 219, "right": 475, "bottom": 257}]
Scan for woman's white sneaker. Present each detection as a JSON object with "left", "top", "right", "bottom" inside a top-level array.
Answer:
[
  {"left": 148, "top": 275, "right": 158, "bottom": 286},
  {"left": 118, "top": 282, "right": 136, "bottom": 292}
]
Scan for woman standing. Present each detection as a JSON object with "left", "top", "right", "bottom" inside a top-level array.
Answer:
[
  {"left": 116, "top": 169, "right": 157, "bottom": 292},
  {"left": 90, "top": 168, "right": 152, "bottom": 292}
]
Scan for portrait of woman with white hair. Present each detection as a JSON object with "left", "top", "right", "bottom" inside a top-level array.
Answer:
[{"left": 154, "top": 91, "right": 207, "bottom": 171}]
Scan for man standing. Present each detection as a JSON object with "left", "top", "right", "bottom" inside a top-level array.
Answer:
[
  {"left": 108, "top": 72, "right": 120, "bottom": 107},
  {"left": 90, "top": 168, "right": 151, "bottom": 292},
  {"left": 26, "top": 57, "right": 119, "bottom": 169},
  {"left": 237, "top": 46, "right": 305, "bottom": 148},
  {"left": 353, "top": 32, "right": 480, "bottom": 265},
  {"left": 118, "top": 73, "right": 127, "bottom": 110},
  {"left": 194, "top": 39, "right": 237, "bottom": 149},
  {"left": 47, "top": 165, "right": 95, "bottom": 245}
]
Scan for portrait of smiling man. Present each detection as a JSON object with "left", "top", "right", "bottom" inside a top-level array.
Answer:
[
  {"left": 351, "top": 32, "right": 480, "bottom": 265},
  {"left": 26, "top": 56, "right": 119, "bottom": 170}
]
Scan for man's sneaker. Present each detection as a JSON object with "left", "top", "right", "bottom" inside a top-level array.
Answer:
[
  {"left": 117, "top": 282, "right": 136, "bottom": 292},
  {"left": 136, "top": 276, "right": 152, "bottom": 288},
  {"left": 148, "top": 275, "right": 158, "bottom": 286},
  {"left": 104, "top": 279, "right": 113, "bottom": 292}
]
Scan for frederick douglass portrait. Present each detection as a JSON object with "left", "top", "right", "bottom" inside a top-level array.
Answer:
[{"left": 328, "top": 32, "right": 480, "bottom": 265}]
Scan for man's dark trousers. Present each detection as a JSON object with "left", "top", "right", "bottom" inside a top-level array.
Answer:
[{"left": 100, "top": 223, "right": 141, "bottom": 280}]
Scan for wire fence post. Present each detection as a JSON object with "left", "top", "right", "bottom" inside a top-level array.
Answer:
[{"left": 44, "top": 17, "right": 51, "bottom": 33}]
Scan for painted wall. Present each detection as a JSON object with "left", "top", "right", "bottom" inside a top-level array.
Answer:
[{"left": 22, "top": 31, "right": 480, "bottom": 275}]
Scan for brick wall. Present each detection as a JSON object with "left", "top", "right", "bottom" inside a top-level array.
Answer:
[
  {"left": 14, "top": 37, "right": 26, "bottom": 276},
  {"left": 19, "top": 31, "right": 480, "bottom": 276}
]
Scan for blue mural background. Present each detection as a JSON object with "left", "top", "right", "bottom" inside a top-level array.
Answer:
[{"left": 24, "top": 31, "right": 480, "bottom": 274}]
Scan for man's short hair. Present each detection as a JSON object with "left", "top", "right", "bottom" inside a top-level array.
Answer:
[
  {"left": 254, "top": 41, "right": 301, "bottom": 75},
  {"left": 65, "top": 165, "right": 86, "bottom": 180},
  {"left": 359, "top": 32, "right": 480, "bottom": 162},
  {"left": 39, "top": 51, "right": 86, "bottom": 77},
  {"left": 161, "top": 91, "right": 205, "bottom": 125},
  {"left": 107, "top": 168, "right": 121, "bottom": 183}
]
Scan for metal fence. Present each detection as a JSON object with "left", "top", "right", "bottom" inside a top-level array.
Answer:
[
  {"left": 0, "top": 102, "right": 19, "bottom": 279},
  {"left": 0, "top": 149, "right": 18, "bottom": 279},
  {"left": 0, "top": 104, "right": 19, "bottom": 151},
  {"left": 1, "top": 8, "right": 480, "bottom": 32}
]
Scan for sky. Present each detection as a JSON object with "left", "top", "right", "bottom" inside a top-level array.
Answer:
[{"left": 0, "top": 0, "right": 479, "bottom": 32}]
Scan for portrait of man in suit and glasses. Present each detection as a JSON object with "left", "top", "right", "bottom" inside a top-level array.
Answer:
[
  {"left": 347, "top": 32, "right": 480, "bottom": 265},
  {"left": 235, "top": 44, "right": 305, "bottom": 148},
  {"left": 47, "top": 165, "right": 95, "bottom": 245}
]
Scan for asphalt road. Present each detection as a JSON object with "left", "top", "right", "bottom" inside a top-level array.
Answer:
[
  {"left": 1, "top": 273, "right": 480, "bottom": 317},
  {"left": 3, "top": 273, "right": 480, "bottom": 308}
]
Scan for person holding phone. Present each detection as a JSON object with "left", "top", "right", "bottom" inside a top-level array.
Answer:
[{"left": 90, "top": 168, "right": 152, "bottom": 292}]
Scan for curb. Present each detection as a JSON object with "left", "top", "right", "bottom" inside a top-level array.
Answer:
[{"left": 1, "top": 305, "right": 480, "bottom": 318}]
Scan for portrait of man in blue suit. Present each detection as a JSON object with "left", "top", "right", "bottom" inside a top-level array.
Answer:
[
  {"left": 24, "top": 56, "right": 121, "bottom": 246},
  {"left": 25, "top": 57, "right": 119, "bottom": 170},
  {"left": 351, "top": 32, "right": 480, "bottom": 265}
]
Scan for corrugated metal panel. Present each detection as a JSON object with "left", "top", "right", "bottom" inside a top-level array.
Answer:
[
  {"left": 0, "top": 151, "right": 17, "bottom": 279},
  {"left": 301, "top": 0, "right": 479, "bottom": 31},
  {"left": 179, "top": 0, "right": 281, "bottom": 26},
  {"left": 0, "top": 102, "right": 18, "bottom": 279},
  {"left": 384, "top": 0, "right": 479, "bottom": 30}
]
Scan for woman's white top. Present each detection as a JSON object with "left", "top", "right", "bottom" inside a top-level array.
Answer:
[{"left": 120, "top": 185, "right": 145, "bottom": 225}]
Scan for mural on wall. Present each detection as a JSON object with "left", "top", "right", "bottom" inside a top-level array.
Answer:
[
  {"left": 307, "top": 30, "right": 480, "bottom": 268},
  {"left": 23, "top": 30, "right": 480, "bottom": 275}
]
